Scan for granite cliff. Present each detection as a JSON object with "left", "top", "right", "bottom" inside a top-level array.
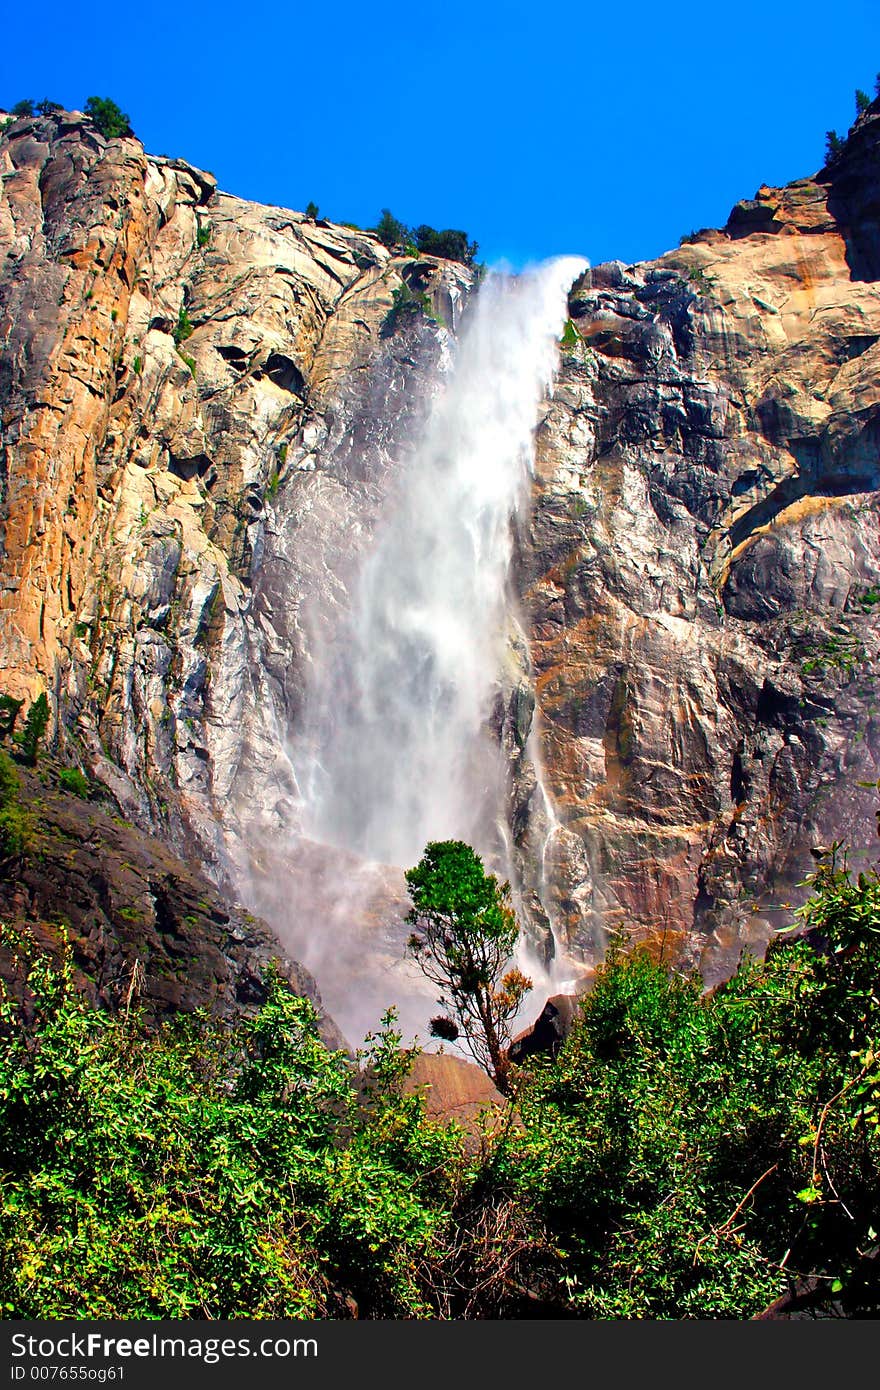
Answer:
[{"left": 1, "top": 100, "right": 878, "bottom": 1028}]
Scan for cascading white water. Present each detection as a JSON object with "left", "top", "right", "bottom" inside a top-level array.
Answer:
[{"left": 304, "top": 257, "right": 588, "bottom": 869}]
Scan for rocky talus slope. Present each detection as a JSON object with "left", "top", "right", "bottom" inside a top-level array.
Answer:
[{"left": 0, "top": 101, "right": 878, "bottom": 1018}]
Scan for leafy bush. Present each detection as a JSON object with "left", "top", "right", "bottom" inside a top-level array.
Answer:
[
  {"left": 0, "top": 752, "right": 28, "bottom": 857},
  {"left": 0, "top": 940, "right": 464, "bottom": 1319},
  {"left": 84, "top": 96, "right": 132, "bottom": 140},
  {"left": 58, "top": 767, "right": 90, "bottom": 799},
  {"left": 173, "top": 305, "right": 194, "bottom": 346},
  {"left": 2, "top": 837, "right": 878, "bottom": 1318},
  {"left": 305, "top": 200, "right": 319, "bottom": 220},
  {"left": 10, "top": 99, "right": 34, "bottom": 118},
  {"left": 856, "top": 89, "right": 871, "bottom": 116},
  {"left": 500, "top": 862, "right": 880, "bottom": 1317},
  {"left": 381, "top": 282, "right": 438, "bottom": 337}
]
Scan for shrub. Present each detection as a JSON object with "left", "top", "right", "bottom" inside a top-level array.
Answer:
[
  {"left": 381, "top": 282, "right": 438, "bottom": 337},
  {"left": 0, "top": 942, "right": 463, "bottom": 1319},
  {"left": 196, "top": 222, "right": 211, "bottom": 248},
  {"left": 58, "top": 767, "right": 90, "bottom": 799},
  {"left": 0, "top": 751, "right": 28, "bottom": 857},
  {"left": 173, "top": 305, "right": 193, "bottom": 346},
  {"left": 84, "top": 96, "right": 132, "bottom": 140},
  {"left": 35, "top": 99, "right": 62, "bottom": 116},
  {"left": 305, "top": 200, "right": 319, "bottom": 220},
  {"left": 560, "top": 318, "right": 584, "bottom": 351},
  {"left": 856, "top": 88, "right": 871, "bottom": 116},
  {"left": 10, "top": 99, "right": 34, "bottom": 118}
]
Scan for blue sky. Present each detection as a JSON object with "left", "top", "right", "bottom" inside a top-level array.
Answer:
[{"left": 2, "top": 1, "right": 877, "bottom": 267}]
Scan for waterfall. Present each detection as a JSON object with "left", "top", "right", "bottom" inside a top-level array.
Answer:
[{"left": 304, "top": 257, "right": 587, "bottom": 871}]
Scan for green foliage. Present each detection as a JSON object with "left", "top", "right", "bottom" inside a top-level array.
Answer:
[
  {"left": 84, "top": 96, "right": 132, "bottom": 140},
  {"left": 196, "top": 222, "right": 211, "bottom": 248},
  {"left": 3, "top": 835, "right": 879, "bottom": 1318},
  {"left": 0, "top": 941, "right": 464, "bottom": 1319},
  {"left": 800, "top": 629, "right": 864, "bottom": 677},
  {"left": 826, "top": 128, "right": 845, "bottom": 160},
  {"left": 412, "top": 225, "right": 479, "bottom": 266},
  {"left": 0, "top": 752, "right": 28, "bottom": 857},
  {"left": 381, "top": 281, "right": 440, "bottom": 337},
  {"left": 36, "top": 99, "right": 62, "bottom": 116},
  {"left": 560, "top": 318, "right": 584, "bottom": 351},
  {"left": 371, "top": 212, "right": 477, "bottom": 266},
  {"left": 856, "top": 88, "right": 871, "bottom": 116},
  {"left": 10, "top": 100, "right": 34, "bottom": 118},
  {"left": 0, "top": 695, "right": 24, "bottom": 741},
  {"left": 173, "top": 305, "right": 194, "bottom": 346},
  {"left": 17, "top": 693, "right": 50, "bottom": 766},
  {"left": 405, "top": 841, "right": 531, "bottom": 1094},
  {"left": 132, "top": 354, "right": 143, "bottom": 376},
  {"left": 178, "top": 351, "right": 197, "bottom": 379},
  {"left": 305, "top": 200, "right": 319, "bottom": 219},
  {"left": 58, "top": 767, "right": 90, "bottom": 799},
  {"left": 855, "top": 584, "right": 880, "bottom": 611},
  {"left": 497, "top": 864, "right": 880, "bottom": 1317},
  {"left": 687, "top": 264, "right": 716, "bottom": 295},
  {"left": 374, "top": 208, "right": 409, "bottom": 248}
]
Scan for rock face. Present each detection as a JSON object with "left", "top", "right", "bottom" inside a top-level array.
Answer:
[
  {"left": 514, "top": 99, "right": 880, "bottom": 977},
  {"left": 0, "top": 760, "right": 343, "bottom": 1045},
  {"left": 1, "top": 100, "right": 879, "bottom": 1024},
  {"left": 0, "top": 105, "right": 470, "bottom": 1027}
]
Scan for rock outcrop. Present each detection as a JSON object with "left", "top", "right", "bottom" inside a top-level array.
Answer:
[
  {"left": 513, "top": 99, "right": 880, "bottom": 977},
  {"left": 0, "top": 759, "right": 343, "bottom": 1044},
  {"left": 1, "top": 98, "right": 879, "bottom": 1027}
]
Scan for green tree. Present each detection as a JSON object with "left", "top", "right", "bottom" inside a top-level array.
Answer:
[
  {"left": 374, "top": 208, "right": 409, "bottom": 249},
  {"left": 10, "top": 100, "right": 34, "bottom": 118},
  {"left": 405, "top": 841, "right": 532, "bottom": 1095},
  {"left": 35, "top": 99, "right": 62, "bottom": 116},
  {"left": 856, "top": 89, "right": 871, "bottom": 116},
  {"left": 84, "top": 96, "right": 132, "bottom": 140},
  {"left": 412, "top": 225, "right": 479, "bottom": 266},
  {"left": 826, "top": 129, "right": 845, "bottom": 161},
  {"left": 18, "top": 692, "right": 50, "bottom": 765},
  {"left": 305, "top": 200, "right": 319, "bottom": 220}
]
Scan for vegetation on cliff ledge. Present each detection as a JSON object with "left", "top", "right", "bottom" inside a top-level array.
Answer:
[{"left": 1, "top": 837, "right": 878, "bottom": 1319}]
